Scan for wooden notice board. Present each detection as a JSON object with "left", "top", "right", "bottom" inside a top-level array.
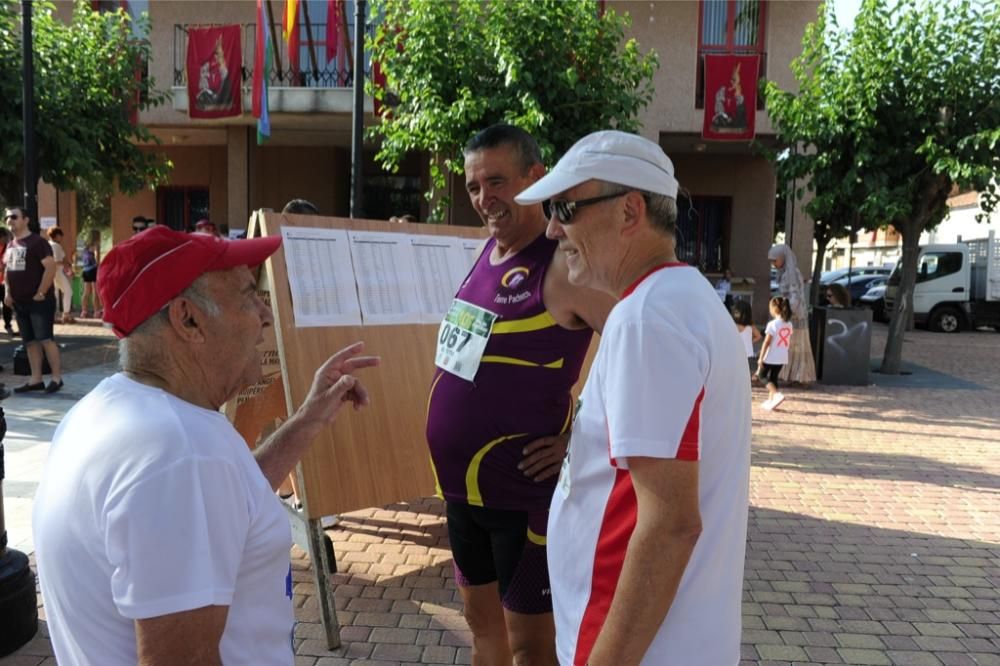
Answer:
[{"left": 235, "top": 211, "right": 488, "bottom": 520}]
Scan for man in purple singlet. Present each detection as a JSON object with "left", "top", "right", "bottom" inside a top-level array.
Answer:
[{"left": 426, "top": 125, "right": 616, "bottom": 665}]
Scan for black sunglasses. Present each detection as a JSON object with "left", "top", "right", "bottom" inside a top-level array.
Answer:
[{"left": 543, "top": 191, "right": 628, "bottom": 224}]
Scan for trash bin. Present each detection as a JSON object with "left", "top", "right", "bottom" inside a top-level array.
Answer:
[{"left": 812, "top": 307, "right": 872, "bottom": 385}]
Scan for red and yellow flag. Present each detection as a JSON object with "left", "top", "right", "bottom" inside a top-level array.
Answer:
[{"left": 283, "top": 0, "right": 300, "bottom": 73}]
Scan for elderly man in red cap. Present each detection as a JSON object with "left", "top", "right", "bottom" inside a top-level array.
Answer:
[{"left": 32, "top": 227, "right": 379, "bottom": 665}]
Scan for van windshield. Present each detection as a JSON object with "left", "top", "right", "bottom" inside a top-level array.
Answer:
[{"left": 917, "top": 252, "right": 963, "bottom": 282}]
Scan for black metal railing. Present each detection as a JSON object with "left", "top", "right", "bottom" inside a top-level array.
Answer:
[{"left": 173, "top": 22, "right": 372, "bottom": 90}]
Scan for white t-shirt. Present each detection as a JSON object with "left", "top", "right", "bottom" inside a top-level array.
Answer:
[
  {"left": 33, "top": 374, "right": 294, "bottom": 666},
  {"left": 739, "top": 325, "right": 755, "bottom": 358},
  {"left": 548, "top": 264, "right": 751, "bottom": 666},
  {"left": 763, "top": 317, "right": 793, "bottom": 366},
  {"left": 48, "top": 239, "right": 66, "bottom": 263}
]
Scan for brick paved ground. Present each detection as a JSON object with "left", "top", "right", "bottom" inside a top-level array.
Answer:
[{"left": 4, "top": 322, "right": 999, "bottom": 665}]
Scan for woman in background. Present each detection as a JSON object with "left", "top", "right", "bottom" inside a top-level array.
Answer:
[
  {"left": 78, "top": 230, "right": 102, "bottom": 319},
  {"left": 767, "top": 244, "right": 816, "bottom": 386},
  {"left": 47, "top": 228, "right": 75, "bottom": 324}
]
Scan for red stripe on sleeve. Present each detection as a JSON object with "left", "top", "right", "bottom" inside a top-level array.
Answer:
[
  {"left": 573, "top": 469, "right": 638, "bottom": 665},
  {"left": 676, "top": 387, "right": 704, "bottom": 461}
]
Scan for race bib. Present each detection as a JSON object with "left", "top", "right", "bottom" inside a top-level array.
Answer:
[{"left": 434, "top": 299, "right": 498, "bottom": 382}]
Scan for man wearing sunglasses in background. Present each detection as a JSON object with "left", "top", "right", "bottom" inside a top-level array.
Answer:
[
  {"left": 515, "top": 131, "right": 751, "bottom": 666},
  {"left": 3, "top": 205, "right": 63, "bottom": 393},
  {"left": 426, "top": 124, "right": 615, "bottom": 664}
]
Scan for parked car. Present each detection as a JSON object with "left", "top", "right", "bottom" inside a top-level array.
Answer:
[
  {"left": 819, "top": 274, "right": 887, "bottom": 305},
  {"left": 820, "top": 266, "right": 892, "bottom": 286},
  {"left": 858, "top": 281, "right": 889, "bottom": 322}
]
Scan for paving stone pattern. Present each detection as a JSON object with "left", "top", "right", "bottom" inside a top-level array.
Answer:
[{"left": 3, "top": 323, "right": 999, "bottom": 665}]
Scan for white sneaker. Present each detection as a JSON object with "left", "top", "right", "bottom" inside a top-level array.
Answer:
[
  {"left": 761, "top": 397, "right": 775, "bottom": 411},
  {"left": 771, "top": 392, "right": 786, "bottom": 409}
]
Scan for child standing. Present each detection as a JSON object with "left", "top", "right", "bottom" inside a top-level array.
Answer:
[
  {"left": 730, "top": 300, "right": 761, "bottom": 376},
  {"left": 757, "top": 296, "right": 793, "bottom": 410}
]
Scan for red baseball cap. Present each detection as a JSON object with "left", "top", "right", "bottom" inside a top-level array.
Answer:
[{"left": 99, "top": 226, "right": 281, "bottom": 338}]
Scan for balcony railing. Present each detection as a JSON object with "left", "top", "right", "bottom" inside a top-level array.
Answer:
[{"left": 172, "top": 22, "right": 372, "bottom": 90}]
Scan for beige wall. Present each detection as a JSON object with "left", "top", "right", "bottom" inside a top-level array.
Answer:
[
  {"left": 620, "top": 0, "right": 820, "bottom": 138},
  {"left": 35, "top": 183, "right": 79, "bottom": 261},
  {"left": 250, "top": 146, "right": 350, "bottom": 220},
  {"left": 142, "top": 1, "right": 256, "bottom": 127},
  {"left": 673, "top": 153, "right": 777, "bottom": 319},
  {"left": 110, "top": 146, "right": 227, "bottom": 243}
]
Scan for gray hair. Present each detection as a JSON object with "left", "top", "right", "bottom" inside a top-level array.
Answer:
[
  {"left": 600, "top": 181, "right": 677, "bottom": 236},
  {"left": 119, "top": 275, "right": 221, "bottom": 371}
]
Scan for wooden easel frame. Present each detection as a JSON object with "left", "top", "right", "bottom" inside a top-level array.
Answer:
[{"left": 227, "top": 210, "right": 486, "bottom": 648}]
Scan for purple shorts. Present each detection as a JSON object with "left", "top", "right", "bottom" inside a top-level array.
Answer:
[{"left": 446, "top": 502, "right": 551, "bottom": 615}]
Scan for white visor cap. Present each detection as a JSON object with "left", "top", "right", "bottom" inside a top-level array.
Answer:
[{"left": 515, "top": 130, "right": 679, "bottom": 204}]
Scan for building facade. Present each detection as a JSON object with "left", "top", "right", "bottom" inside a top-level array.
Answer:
[{"left": 37, "top": 0, "right": 820, "bottom": 316}]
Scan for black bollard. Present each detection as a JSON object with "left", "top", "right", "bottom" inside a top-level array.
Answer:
[{"left": 0, "top": 405, "right": 39, "bottom": 656}]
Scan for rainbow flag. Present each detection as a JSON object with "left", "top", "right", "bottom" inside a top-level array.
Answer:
[{"left": 252, "top": 0, "right": 271, "bottom": 144}]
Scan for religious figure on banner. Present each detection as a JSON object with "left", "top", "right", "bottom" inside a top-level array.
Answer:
[
  {"left": 196, "top": 37, "right": 236, "bottom": 111},
  {"left": 711, "top": 61, "right": 748, "bottom": 133}
]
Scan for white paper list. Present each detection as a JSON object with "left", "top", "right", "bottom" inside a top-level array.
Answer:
[
  {"left": 348, "top": 230, "right": 422, "bottom": 325},
  {"left": 462, "top": 238, "right": 485, "bottom": 271},
  {"left": 281, "top": 226, "right": 363, "bottom": 327},
  {"left": 409, "top": 234, "right": 472, "bottom": 323}
]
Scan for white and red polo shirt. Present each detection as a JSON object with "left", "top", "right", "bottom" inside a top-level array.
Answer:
[{"left": 548, "top": 264, "right": 752, "bottom": 666}]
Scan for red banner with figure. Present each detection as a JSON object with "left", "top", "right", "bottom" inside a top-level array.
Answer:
[
  {"left": 702, "top": 54, "right": 759, "bottom": 141},
  {"left": 186, "top": 25, "right": 242, "bottom": 119}
]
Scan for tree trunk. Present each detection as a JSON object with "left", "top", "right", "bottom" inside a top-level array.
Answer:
[
  {"left": 810, "top": 234, "right": 829, "bottom": 307},
  {"left": 809, "top": 234, "right": 830, "bottom": 307},
  {"left": 879, "top": 223, "right": 920, "bottom": 374},
  {"left": 880, "top": 174, "right": 951, "bottom": 374}
]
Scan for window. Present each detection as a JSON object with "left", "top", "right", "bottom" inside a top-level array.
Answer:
[
  {"left": 363, "top": 175, "right": 423, "bottom": 222},
  {"left": 157, "top": 187, "right": 209, "bottom": 232},
  {"left": 696, "top": 0, "right": 767, "bottom": 109},
  {"left": 676, "top": 196, "right": 731, "bottom": 273},
  {"left": 916, "top": 252, "right": 963, "bottom": 283},
  {"left": 283, "top": 0, "right": 359, "bottom": 87}
]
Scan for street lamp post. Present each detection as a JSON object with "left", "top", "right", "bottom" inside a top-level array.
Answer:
[
  {"left": 21, "top": 0, "right": 37, "bottom": 221},
  {"left": 0, "top": 406, "right": 39, "bottom": 657},
  {"left": 0, "top": 3, "right": 41, "bottom": 656}
]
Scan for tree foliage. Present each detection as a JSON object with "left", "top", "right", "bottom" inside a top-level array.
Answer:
[
  {"left": 367, "top": 0, "right": 658, "bottom": 221},
  {"left": 762, "top": 0, "right": 1000, "bottom": 373},
  {"left": 763, "top": 8, "right": 871, "bottom": 306},
  {"left": 0, "top": 0, "right": 170, "bottom": 206}
]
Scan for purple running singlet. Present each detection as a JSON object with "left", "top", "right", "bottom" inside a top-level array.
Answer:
[{"left": 426, "top": 232, "right": 592, "bottom": 512}]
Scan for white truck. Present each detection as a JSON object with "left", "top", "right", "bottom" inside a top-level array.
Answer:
[{"left": 884, "top": 231, "right": 1000, "bottom": 332}]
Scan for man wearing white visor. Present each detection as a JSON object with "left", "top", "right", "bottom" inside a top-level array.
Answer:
[{"left": 515, "top": 131, "right": 751, "bottom": 666}]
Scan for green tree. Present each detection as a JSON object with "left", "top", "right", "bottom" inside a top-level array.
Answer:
[
  {"left": 763, "top": 0, "right": 999, "bottom": 373},
  {"left": 0, "top": 1, "right": 170, "bottom": 207},
  {"left": 367, "top": 0, "right": 658, "bottom": 221},
  {"left": 764, "top": 8, "right": 867, "bottom": 306}
]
